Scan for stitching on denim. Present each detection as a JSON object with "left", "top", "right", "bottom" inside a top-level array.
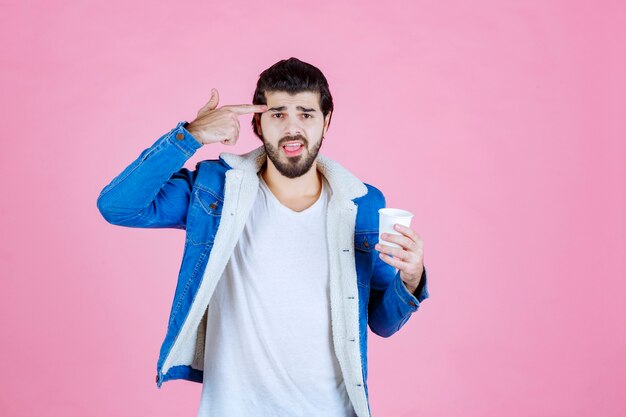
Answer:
[
  {"left": 188, "top": 231, "right": 215, "bottom": 245},
  {"left": 195, "top": 189, "right": 223, "bottom": 217},
  {"left": 170, "top": 244, "right": 211, "bottom": 322},
  {"left": 393, "top": 273, "right": 419, "bottom": 310},
  {"left": 397, "top": 311, "right": 411, "bottom": 331},
  {"left": 195, "top": 184, "right": 225, "bottom": 202},
  {"left": 355, "top": 231, "right": 377, "bottom": 253},
  {"left": 355, "top": 229, "right": 378, "bottom": 234},
  {"left": 187, "top": 201, "right": 218, "bottom": 245},
  {"left": 164, "top": 243, "right": 215, "bottom": 372},
  {"left": 168, "top": 129, "right": 195, "bottom": 158}
]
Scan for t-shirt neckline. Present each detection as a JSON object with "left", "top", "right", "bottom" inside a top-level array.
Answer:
[{"left": 258, "top": 172, "right": 327, "bottom": 215}]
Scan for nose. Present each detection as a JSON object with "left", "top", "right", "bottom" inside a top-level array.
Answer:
[{"left": 284, "top": 115, "right": 303, "bottom": 137}]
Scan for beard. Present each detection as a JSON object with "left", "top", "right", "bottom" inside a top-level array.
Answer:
[{"left": 262, "top": 133, "right": 324, "bottom": 179}]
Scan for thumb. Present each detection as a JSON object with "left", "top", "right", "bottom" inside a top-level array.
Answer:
[{"left": 202, "top": 88, "right": 220, "bottom": 112}]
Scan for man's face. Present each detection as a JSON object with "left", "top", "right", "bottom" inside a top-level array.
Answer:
[{"left": 256, "top": 90, "right": 331, "bottom": 179}]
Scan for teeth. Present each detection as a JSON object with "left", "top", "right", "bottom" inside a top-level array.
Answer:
[{"left": 284, "top": 144, "right": 302, "bottom": 148}]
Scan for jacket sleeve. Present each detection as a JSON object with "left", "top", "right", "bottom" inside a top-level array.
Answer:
[
  {"left": 367, "top": 193, "right": 430, "bottom": 338},
  {"left": 96, "top": 121, "right": 203, "bottom": 229},
  {"left": 368, "top": 258, "right": 429, "bottom": 338}
]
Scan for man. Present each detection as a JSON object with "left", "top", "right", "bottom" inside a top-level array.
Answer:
[{"left": 97, "top": 57, "right": 429, "bottom": 417}]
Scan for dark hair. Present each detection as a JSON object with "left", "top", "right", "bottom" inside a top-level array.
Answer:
[{"left": 251, "top": 57, "right": 334, "bottom": 140}]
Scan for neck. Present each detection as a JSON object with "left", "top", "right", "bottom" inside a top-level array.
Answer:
[{"left": 260, "top": 159, "right": 322, "bottom": 200}]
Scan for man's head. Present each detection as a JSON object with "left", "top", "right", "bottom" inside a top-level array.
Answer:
[{"left": 251, "top": 57, "right": 334, "bottom": 179}]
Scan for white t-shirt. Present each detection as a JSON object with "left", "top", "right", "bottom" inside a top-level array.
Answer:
[{"left": 197, "top": 172, "right": 356, "bottom": 417}]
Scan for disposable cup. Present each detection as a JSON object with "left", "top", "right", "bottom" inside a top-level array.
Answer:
[{"left": 378, "top": 208, "right": 413, "bottom": 249}]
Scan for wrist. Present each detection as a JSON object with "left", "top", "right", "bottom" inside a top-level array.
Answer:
[
  {"left": 183, "top": 122, "right": 202, "bottom": 145},
  {"left": 403, "top": 280, "right": 418, "bottom": 295}
]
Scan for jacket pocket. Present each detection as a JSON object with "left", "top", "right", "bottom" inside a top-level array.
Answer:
[
  {"left": 354, "top": 230, "right": 376, "bottom": 253},
  {"left": 354, "top": 231, "right": 376, "bottom": 288},
  {"left": 186, "top": 187, "right": 223, "bottom": 245}
]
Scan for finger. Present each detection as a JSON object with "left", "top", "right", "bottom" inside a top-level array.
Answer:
[
  {"left": 375, "top": 242, "right": 412, "bottom": 262},
  {"left": 378, "top": 251, "right": 412, "bottom": 271},
  {"left": 393, "top": 224, "right": 422, "bottom": 243},
  {"left": 201, "top": 88, "right": 220, "bottom": 112},
  {"left": 223, "top": 104, "right": 268, "bottom": 115},
  {"left": 379, "top": 233, "right": 416, "bottom": 252}
]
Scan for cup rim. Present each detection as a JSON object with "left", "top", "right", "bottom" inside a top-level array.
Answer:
[{"left": 378, "top": 208, "right": 413, "bottom": 218}]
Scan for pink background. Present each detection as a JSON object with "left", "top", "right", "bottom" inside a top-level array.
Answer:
[{"left": 2, "top": 1, "right": 625, "bottom": 416}]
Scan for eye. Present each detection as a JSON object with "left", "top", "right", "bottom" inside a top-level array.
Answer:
[{"left": 271, "top": 113, "right": 312, "bottom": 119}]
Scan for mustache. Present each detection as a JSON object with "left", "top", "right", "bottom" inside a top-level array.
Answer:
[{"left": 279, "top": 135, "right": 307, "bottom": 146}]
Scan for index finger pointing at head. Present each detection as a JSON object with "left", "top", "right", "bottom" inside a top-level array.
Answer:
[{"left": 224, "top": 104, "right": 268, "bottom": 115}]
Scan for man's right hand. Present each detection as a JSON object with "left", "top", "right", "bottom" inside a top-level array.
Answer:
[{"left": 184, "top": 88, "right": 268, "bottom": 146}]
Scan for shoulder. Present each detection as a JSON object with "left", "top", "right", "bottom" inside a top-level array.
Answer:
[
  {"left": 354, "top": 182, "right": 386, "bottom": 230},
  {"left": 192, "top": 158, "right": 231, "bottom": 196},
  {"left": 194, "top": 158, "right": 231, "bottom": 177},
  {"left": 354, "top": 182, "right": 386, "bottom": 208}
]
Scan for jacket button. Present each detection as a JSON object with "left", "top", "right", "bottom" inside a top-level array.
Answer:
[
  {"left": 175, "top": 132, "right": 184, "bottom": 140},
  {"left": 155, "top": 374, "right": 159, "bottom": 383},
  {"left": 363, "top": 240, "right": 369, "bottom": 247},
  {"left": 209, "top": 203, "right": 217, "bottom": 209},
  {"left": 409, "top": 301, "right": 416, "bottom": 307}
]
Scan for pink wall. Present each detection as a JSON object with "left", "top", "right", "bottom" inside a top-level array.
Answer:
[{"left": 2, "top": 1, "right": 624, "bottom": 416}]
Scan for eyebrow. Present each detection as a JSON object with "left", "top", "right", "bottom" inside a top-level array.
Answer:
[{"left": 267, "top": 106, "right": 317, "bottom": 113}]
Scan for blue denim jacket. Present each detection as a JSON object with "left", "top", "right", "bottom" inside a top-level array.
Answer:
[{"left": 96, "top": 121, "right": 429, "bottom": 417}]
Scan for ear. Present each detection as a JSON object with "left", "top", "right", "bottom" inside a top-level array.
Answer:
[{"left": 323, "top": 111, "right": 332, "bottom": 136}]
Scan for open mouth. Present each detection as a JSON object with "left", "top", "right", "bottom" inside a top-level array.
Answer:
[{"left": 282, "top": 142, "right": 304, "bottom": 156}]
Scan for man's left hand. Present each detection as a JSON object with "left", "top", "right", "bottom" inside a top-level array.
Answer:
[{"left": 374, "top": 224, "right": 425, "bottom": 294}]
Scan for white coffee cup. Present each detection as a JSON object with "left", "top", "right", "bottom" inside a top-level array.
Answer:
[{"left": 378, "top": 208, "right": 414, "bottom": 249}]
